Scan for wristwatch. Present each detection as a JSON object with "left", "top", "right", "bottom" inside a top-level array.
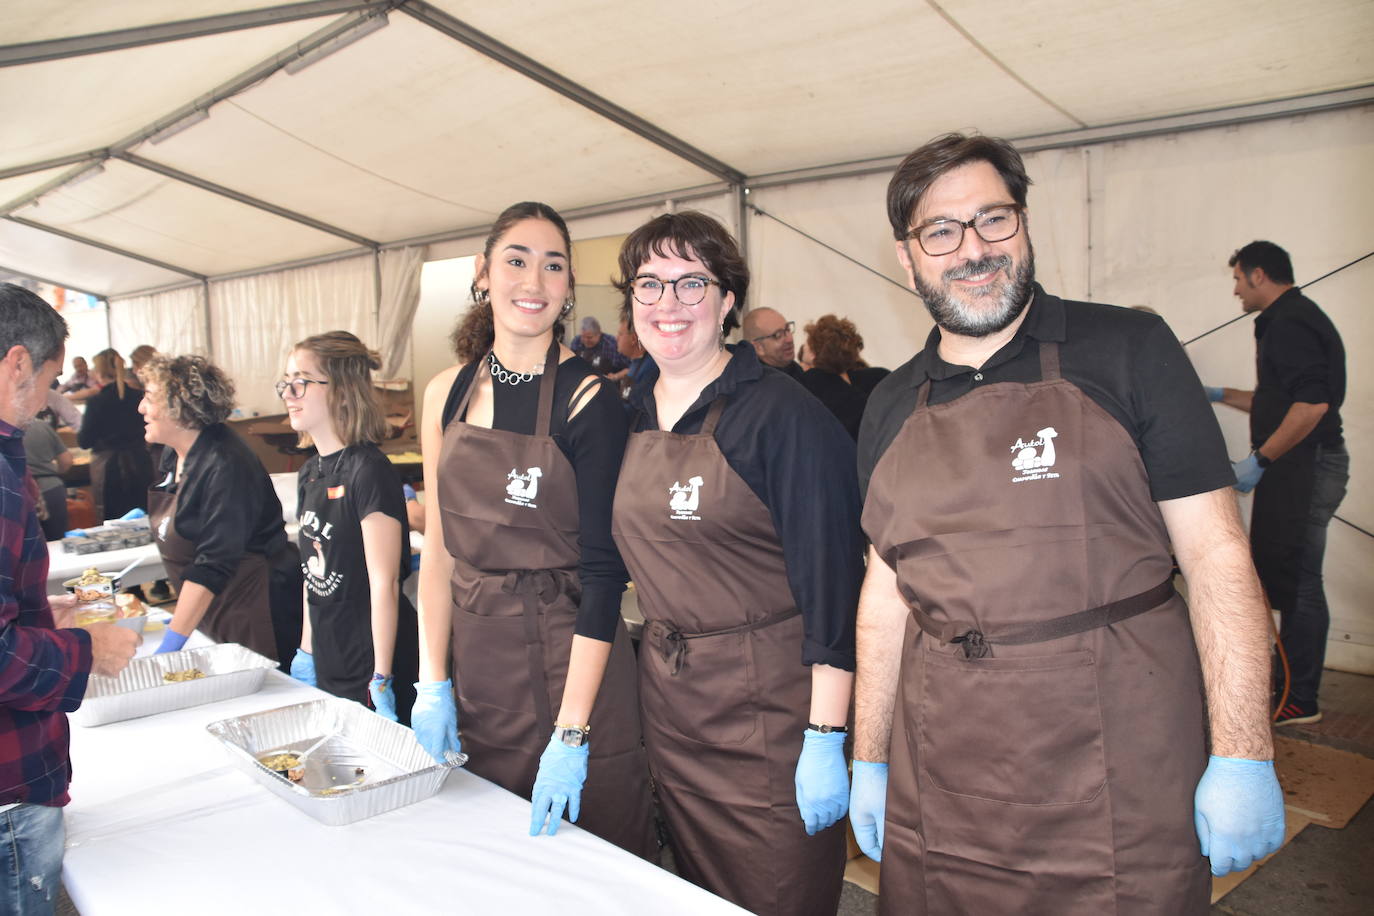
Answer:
[
  {"left": 556, "top": 724, "right": 590, "bottom": 747},
  {"left": 1252, "top": 450, "right": 1272, "bottom": 468},
  {"left": 809, "top": 723, "right": 848, "bottom": 734}
]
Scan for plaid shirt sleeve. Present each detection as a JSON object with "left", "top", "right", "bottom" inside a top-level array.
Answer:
[{"left": 0, "top": 428, "right": 92, "bottom": 806}]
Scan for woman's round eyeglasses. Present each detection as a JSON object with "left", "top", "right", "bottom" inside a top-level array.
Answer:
[
  {"left": 630, "top": 275, "right": 720, "bottom": 306},
  {"left": 275, "top": 378, "right": 328, "bottom": 399}
]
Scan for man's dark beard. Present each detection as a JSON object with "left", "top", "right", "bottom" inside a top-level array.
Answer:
[{"left": 911, "top": 245, "right": 1036, "bottom": 338}]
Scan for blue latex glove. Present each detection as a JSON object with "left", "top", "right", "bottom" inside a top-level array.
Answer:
[
  {"left": 795, "top": 730, "right": 848, "bottom": 835},
  {"left": 1204, "top": 386, "right": 1225, "bottom": 402},
  {"left": 1194, "top": 755, "right": 1285, "bottom": 876},
  {"left": 849, "top": 760, "right": 888, "bottom": 861},
  {"left": 410, "top": 680, "right": 460, "bottom": 764},
  {"left": 369, "top": 673, "right": 397, "bottom": 722},
  {"left": 155, "top": 628, "right": 189, "bottom": 654},
  {"left": 119, "top": 507, "right": 148, "bottom": 520},
  {"left": 530, "top": 732, "right": 589, "bottom": 836},
  {"left": 289, "top": 648, "right": 316, "bottom": 686},
  {"left": 1232, "top": 454, "right": 1265, "bottom": 493},
  {"left": 64, "top": 529, "right": 88, "bottom": 538}
]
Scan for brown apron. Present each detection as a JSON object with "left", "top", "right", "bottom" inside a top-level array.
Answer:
[
  {"left": 148, "top": 487, "right": 279, "bottom": 661},
  {"left": 863, "top": 341, "right": 1210, "bottom": 915},
  {"left": 437, "top": 343, "right": 656, "bottom": 860},
  {"left": 612, "top": 396, "right": 847, "bottom": 916}
]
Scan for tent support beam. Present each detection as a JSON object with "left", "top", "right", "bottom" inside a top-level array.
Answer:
[
  {"left": 399, "top": 1, "right": 746, "bottom": 185},
  {"left": 0, "top": 1, "right": 391, "bottom": 67},
  {"left": 3, "top": 216, "right": 206, "bottom": 280},
  {"left": 0, "top": 151, "right": 107, "bottom": 182},
  {"left": 117, "top": 152, "right": 380, "bottom": 249}
]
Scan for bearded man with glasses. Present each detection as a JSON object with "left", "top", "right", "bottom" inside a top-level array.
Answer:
[
  {"left": 741, "top": 307, "right": 804, "bottom": 381},
  {"left": 848, "top": 133, "right": 1283, "bottom": 915}
]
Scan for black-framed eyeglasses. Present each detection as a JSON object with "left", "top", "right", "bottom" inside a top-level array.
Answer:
[
  {"left": 906, "top": 204, "right": 1023, "bottom": 257},
  {"left": 630, "top": 275, "right": 721, "bottom": 306},
  {"left": 750, "top": 321, "right": 795, "bottom": 344},
  {"left": 275, "top": 378, "right": 328, "bottom": 399}
]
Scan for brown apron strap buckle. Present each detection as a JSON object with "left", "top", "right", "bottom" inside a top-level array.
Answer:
[{"left": 950, "top": 629, "right": 991, "bottom": 659}]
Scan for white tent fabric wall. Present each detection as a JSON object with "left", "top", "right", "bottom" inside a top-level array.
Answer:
[
  {"left": 209, "top": 254, "right": 377, "bottom": 416},
  {"left": 108, "top": 284, "right": 207, "bottom": 358},
  {"left": 376, "top": 246, "right": 427, "bottom": 378},
  {"left": 746, "top": 104, "right": 1373, "bottom": 672}
]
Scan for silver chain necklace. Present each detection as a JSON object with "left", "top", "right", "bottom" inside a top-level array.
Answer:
[{"left": 488, "top": 351, "right": 544, "bottom": 386}]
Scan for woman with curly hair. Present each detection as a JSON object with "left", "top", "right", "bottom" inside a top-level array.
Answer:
[
  {"left": 139, "top": 355, "right": 302, "bottom": 666},
  {"left": 799, "top": 314, "right": 890, "bottom": 440},
  {"left": 413, "top": 202, "right": 655, "bottom": 857},
  {"left": 78, "top": 347, "right": 153, "bottom": 519},
  {"left": 281, "top": 331, "right": 420, "bottom": 725}
]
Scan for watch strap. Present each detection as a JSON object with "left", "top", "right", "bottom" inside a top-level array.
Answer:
[{"left": 808, "top": 723, "right": 847, "bottom": 734}]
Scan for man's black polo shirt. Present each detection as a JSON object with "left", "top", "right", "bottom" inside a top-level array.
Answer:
[
  {"left": 1252, "top": 287, "right": 1345, "bottom": 450},
  {"left": 858, "top": 285, "right": 1235, "bottom": 504}
]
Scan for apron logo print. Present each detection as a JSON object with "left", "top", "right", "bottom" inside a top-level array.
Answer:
[
  {"left": 668, "top": 475, "right": 704, "bottom": 521},
  {"left": 1010, "top": 426, "right": 1061, "bottom": 483},
  {"left": 157, "top": 516, "right": 170, "bottom": 540},
  {"left": 505, "top": 466, "right": 542, "bottom": 508}
]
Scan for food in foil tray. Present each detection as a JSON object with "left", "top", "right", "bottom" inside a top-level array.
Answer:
[{"left": 163, "top": 668, "right": 206, "bottom": 683}]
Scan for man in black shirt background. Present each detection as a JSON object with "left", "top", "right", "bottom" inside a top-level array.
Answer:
[
  {"left": 1208, "top": 241, "right": 1348, "bottom": 726},
  {"left": 742, "top": 307, "right": 805, "bottom": 381}
]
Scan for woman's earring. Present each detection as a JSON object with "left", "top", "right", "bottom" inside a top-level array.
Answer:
[
  {"left": 560, "top": 299, "right": 575, "bottom": 318},
  {"left": 474, "top": 288, "right": 490, "bottom": 306}
]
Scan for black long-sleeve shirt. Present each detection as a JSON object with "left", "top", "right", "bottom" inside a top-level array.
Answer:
[
  {"left": 1252, "top": 287, "right": 1346, "bottom": 450},
  {"left": 76, "top": 383, "right": 145, "bottom": 451},
  {"left": 152, "top": 423, "right": 289, "bottom": 595},
  {"left": 442, "top": 356, "right": 630, "bottom": 642},
  {"left": 627, "top": 344, "right": 863, "bottom": 670}
]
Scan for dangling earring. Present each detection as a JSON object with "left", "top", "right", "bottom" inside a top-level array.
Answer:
[
  {"left": 474, "top": 288, "right": 490, "bottom": 306},
  {"left": 560, "top": 298, "right": 575, "bottom": 318}
]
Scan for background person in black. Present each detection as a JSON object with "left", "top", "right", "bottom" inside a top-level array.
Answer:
[
  {"left": 78, "top": 348, "right": 152, "bottom": 520},
  {"left": 799, "top": 314, "right": 889, "bottom": 440},
  {"left": 413, "top": 202, "right": 655, "bottom": 857},
  {"left": 1206, "top": 241, "right": 1348, "bottom": 726},
  {"left": 283, "top": 331, "right": 420, "bottom": 726},
  {"left": 139, "top": 355, "right": 302, "bottom": 667}
]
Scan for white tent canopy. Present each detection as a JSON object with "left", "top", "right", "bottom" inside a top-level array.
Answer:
[{"left": 2, "top": 1, "right": 1372, "bottom": 668}]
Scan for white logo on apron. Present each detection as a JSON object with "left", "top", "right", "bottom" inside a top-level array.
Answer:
[
  {"left": 1010, "top": 426, "right": 1061, "bottom": 483},
  {"left": 668, "top": 475, "right": 704, "bottom": 521},
  {"left": 505, "top": 467, "right": 542, "bottom": 508},
  {"left": 157, "top": 515, "right": 170, "bottom": 540}
]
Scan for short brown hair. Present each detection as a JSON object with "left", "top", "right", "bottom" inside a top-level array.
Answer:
[
  {"left": 292, "top": 331, "right": 388, "bottom": 448},
  {"left": 142, "top": 354, "right": 235, "bottom": 430},
  {"left": 886, "top": 133, "right": 1031, "bottom": 240},
  {"left": 450, "top": 202, "right": 574, "bottom": 363},
  {"left": 804, "top": 314, "right": 865, "bottom": 374},
  {"left": 614, "top": 211, "right": 747, "bottom": 335}
]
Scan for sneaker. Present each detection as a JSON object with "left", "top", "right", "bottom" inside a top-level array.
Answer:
[{"left": 1273, "top": 702, "right": 1322, "bottom": 727}]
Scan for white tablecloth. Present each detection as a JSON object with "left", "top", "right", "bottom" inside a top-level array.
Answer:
[{"left": 63, "top": 633, "right": 741, "bottom": 915}]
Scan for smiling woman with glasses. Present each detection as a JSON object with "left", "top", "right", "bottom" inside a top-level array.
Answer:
[
  {"left": 138, "top": 354, "right": 302, "bottom": 669},
  {"left": 608, "top": 210, "right": 865, "bottom": 915}
]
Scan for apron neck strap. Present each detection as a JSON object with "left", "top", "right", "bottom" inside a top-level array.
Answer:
[
  {"left": 457, "top": 337, "right": 561, "bottom": 433},
  {"left": 915, "top": 379, "right": 931, "bottom": 409},
  {"left": 700, "top": 396, "right": 728, "bottom": 436},
  {"left": 535, "top": 337, "right": 560, "bottom": 435},
  {"left": 1038, "top": 340, "right": 1061, "bottom": 381}
]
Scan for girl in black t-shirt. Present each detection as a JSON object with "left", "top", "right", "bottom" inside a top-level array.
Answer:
[{"left": 281, "top": 331, "right": 419, "bottom": 725}]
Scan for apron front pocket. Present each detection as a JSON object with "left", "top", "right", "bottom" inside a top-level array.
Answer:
[
  {"left": 644, "top": 629, "right": 759, "bottom": 747},
  {"left": 920, "top": 648, "right": 1106, "bottom": 805}
]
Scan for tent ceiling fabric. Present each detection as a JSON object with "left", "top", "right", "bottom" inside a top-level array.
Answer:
[{"left": 1, "top": 0, "right": 1370, "bottom": 297}]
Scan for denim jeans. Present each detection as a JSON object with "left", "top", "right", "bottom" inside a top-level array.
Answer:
[
  {"left": 1277, "top": 443, "right": 1350, "bottom": 708},
  {"left": 0, "top": 803, "right": 65, "bottom": 916}
]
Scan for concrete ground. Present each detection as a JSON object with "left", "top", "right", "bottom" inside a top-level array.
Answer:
[{"left": 58, "top": 670, "right": 1373, "bottom": 914}]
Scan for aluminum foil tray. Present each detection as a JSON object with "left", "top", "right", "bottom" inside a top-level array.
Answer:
[
  {"left": 72, "top": 644, "right": 277, "bottom": 728},
  {"left": 206, "top": 698, "right": 465, "bottom": 826}
]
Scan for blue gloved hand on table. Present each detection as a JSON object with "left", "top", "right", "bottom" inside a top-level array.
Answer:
[
  {"left": 410, "top": 679, "right": 460, "bottom": 764},
  {"left": 1194, "top": 755, "right": 1285, "bottom": 876},
  {"left": 155, "top": 628, "right": 189, "bottom": 654},
  {"left": 795, "top": 729, "right": 848, "bottom": 835},
  {"left": 849, "top": 760, "right": 888, "bottom": 861},
  {"left": 1232, "top": 454, "right": 1265, "bottom": 493},
  {"left": 530, "top": 731, "right": 589, "bottom": 836},
  {"left": 289, "top": 648, "right": 316, "bottom": 686},
  {"left": 369, "top": 673, "right": 397, "bottom": 722}
]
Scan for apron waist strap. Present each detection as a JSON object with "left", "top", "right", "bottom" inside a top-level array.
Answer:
[
  {"left": 649, "top": 607, "right": 801, "bottom": 675},
  {"left": 915, "top": 577, "right": 1176, "bottom": 659},
  {"left": 499, "top": 569, "right": 565, "bottom": 603}
]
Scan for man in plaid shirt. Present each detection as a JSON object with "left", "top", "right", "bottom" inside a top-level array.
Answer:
[{"left": 0, "top": 284, "right": 137, "bottom": 914}]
